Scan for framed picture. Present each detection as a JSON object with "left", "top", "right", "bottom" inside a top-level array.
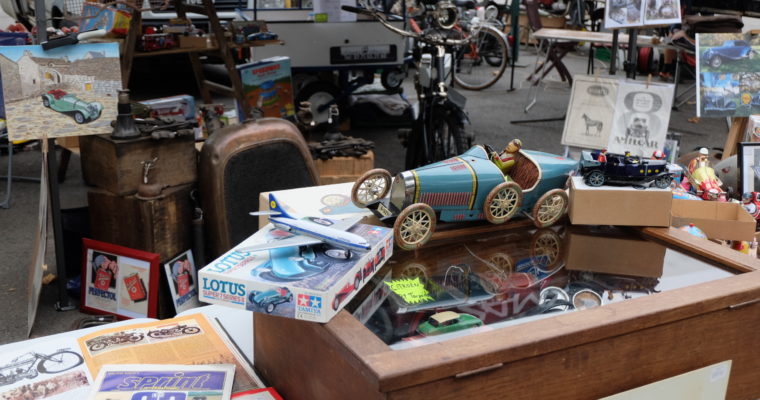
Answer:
[
  {"left": 738, "top": 143, "right": 760, "bottom": 195},
  {"left": 561, "top": 75, "right": 619, "bottom": 150},
  {"left": 164, "top": 250, "right": 202, "bottom": 314},
  {"left": 81, "top": 239, "right": 160, "bottom": 319},
  {"left": 607, "top": 80, "right": 674, "bottom": 156}
]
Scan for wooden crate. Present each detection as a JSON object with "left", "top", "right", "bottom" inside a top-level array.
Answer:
[
  {"left": 80, "top": 134, "right": 197, "bottom": 196},
  {"left": 315, "top": 151, "right": 374, "bottom": 185},
  {"left": 88, "top": 184, "right": 194, "bottom": 262},
  {"left": 254, "top": 227, "right": 760, "bottom": 399}
]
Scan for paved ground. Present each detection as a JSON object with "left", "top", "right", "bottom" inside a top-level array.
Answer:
[{"left": 0, "top": 39, "right": 731, "bottom": 345}]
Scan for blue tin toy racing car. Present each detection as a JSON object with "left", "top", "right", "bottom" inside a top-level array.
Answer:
[{"left": 351, "top": 144, "right": 578, "bottom": 249}]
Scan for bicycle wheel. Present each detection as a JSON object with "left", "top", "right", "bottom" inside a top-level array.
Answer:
[
  {"left": 430, "top": 106, "right": 468, "bottom": 162},
  {"left": 37, "top": 351, "right": 84, "bottom": 373},
  {"left": 454, "top": 25, "right": 509, "bottom": 90}
]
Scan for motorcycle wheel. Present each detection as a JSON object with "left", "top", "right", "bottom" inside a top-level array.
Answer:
[{"left": 429, "top": 107, "right": 468, "bottom": 162}]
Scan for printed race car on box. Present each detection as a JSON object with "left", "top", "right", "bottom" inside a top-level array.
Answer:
[{"left": 350, "top": 144, "right": 578, "bottom": 249}]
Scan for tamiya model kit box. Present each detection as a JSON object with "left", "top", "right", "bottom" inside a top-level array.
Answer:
[{"left": 199, "top": 223, "right": 393, "bottom": 323}]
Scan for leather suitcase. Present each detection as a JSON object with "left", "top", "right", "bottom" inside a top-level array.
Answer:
[{"left": 199, "top": 118, "right": 319, "bottom": 259}]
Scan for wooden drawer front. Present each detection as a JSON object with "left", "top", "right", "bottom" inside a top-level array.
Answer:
[{"left": 389, "top": 300, "right": 760, "bottom": 400}]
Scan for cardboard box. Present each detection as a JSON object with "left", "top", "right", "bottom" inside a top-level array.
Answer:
[
  {"left": 568, "top": 176, "right": 672, "bottom": 227},
  {"left": 179, "top": 36, "right": 212, "bottom": 49},
  {"left": 257, "top": 183, "right": 376, "bottom": 229},
  {"left": 565, "top": 227, "right": 665, "bottom": 277},
  {"left": 671, "top": 199, "right": 756, "bottom": 241},
  {"left": 315, "top": 151, "right": 375, "bottom": 185},
  {"left": 198, "top": 223, "right": 393, "bottom": 323}
]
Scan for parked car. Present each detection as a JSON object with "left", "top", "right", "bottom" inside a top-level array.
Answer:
[
  {"left": 41, "top": 89, "right": 103, "bottom": 124},
  {"left": 702, "top": 93, "right": 737, "bottom": 113},
  {"left": 580, "top": 151, "right": 672, "bottom": 188},
  {"left": 249, "top": 287, "right": 292, "bottom": 313},
  {"left": 416, "top": 311, "right": 483, "bottom": 336},
  {"left": 702, "top": 40, "right": 756, "bottom": 68},
  {"left": 351, "top": 144, "right": 578, "bottom": 249}
]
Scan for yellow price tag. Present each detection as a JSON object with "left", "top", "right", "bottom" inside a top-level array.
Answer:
[{"left": 385, "top": 278, "right": 434, "bottom": 305}]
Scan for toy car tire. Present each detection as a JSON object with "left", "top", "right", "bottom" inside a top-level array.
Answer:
[
  {"left": 710, "top": 56, "right": 722, "bottom": 68},
  {"left": 654, "top": 174, "right": 672, "bottom": 189},
  {"left": 484, "top": 182, "right": 523, "bottom": 224},
  {"left": 532, "top": 189, "right": 568, "bottom": 228},
  {"left": 530, "top": 228, "right": 563, "bottom": 271},
  {"left": 351, "top": 168, "right": 392, "bottom": 207},
  {"left": 265, "top": 303, "right": 275, "bottom": 313},
  {"left": 332, "top": 297, "right": 341, "bottom": 311},
  {"left": 393, "top": 203, "right": 437, "bottom": 250},
  {"left": 585, "top": 170, "right": 605, "bottom": 187},
  {"left": 74, "top": 111, "right": 86, "bottom": 124},
  {"left": 42, "top": 96, "right": 50, "bottom": 108}
]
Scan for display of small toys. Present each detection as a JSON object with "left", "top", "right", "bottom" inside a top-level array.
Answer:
[
  {"left": 140, "top": 33, "right": 177, "bottom": 52},
  {"left": 579, "top": 149, "right": 672, "bottom": 188},
  {"left": 681, "top": 147, "right": 727, "bottom": 201},
  {"left": 351, "top": 141, "right": 578, "bottom": 250},
  {"left": 741, "top": 192, "right": 760, "bottom": 223}
]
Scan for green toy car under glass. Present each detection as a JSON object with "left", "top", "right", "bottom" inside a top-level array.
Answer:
[
  {"left": 42, "top": 89, "right": 103, "bottom": 124},
  {"left": 417, "top": 311, "right": 483, "bottom": 336}
]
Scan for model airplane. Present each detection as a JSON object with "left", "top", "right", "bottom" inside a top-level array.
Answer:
[{"left": 238, "top": 194, "right": 370, "bottom": 254}]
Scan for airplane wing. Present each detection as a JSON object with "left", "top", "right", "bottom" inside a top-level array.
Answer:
[
  {"left": 329, "top": 215, "right": 363, "bottom": 231},
  {"left": 237, "top": 235, "right": 322, "bottom": 253}
]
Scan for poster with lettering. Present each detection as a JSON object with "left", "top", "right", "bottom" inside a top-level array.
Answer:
[
  {"left": 164, "top": 250, "right": 202, "bottom": 314},
  {"left": 606, "top": 80, "right": 674, "bottom": 157},
  {"left": 87, "top": 364, "right": 235, "bottom": 400},
  {"left": 81, "top": 239, "right": 160, "bottom": 319},
  {"left": 561, "top": 75, "right": 618, "bottom": 150}
]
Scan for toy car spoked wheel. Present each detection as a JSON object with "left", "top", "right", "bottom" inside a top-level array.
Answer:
[
  {"left": 710, "top": 56, "right": 722, "bottom": 68},
  {"left": 397, "top": 262, "right": 429, "bottom": 280},
  {"left": 654, "top": 174, "right": 672, "bottom": 189},
  {"left": 393, "top": 203, "right": 437, "bottom": 250},
  {"left": 484, "top": 182, "right": 523, "bottom": 224},
  {"left": 530, "top": 229, "right": 562, "bottom": 271},
  {"left": 532, "top": 189, "right": 569, "bottom": 228},
  {"left": 265, "top": 303, "right": 275, "bottom": 313},
  {"left": 585, "top": 170, "right": 605, "bottom": 187},
  {"left": 351, "top": 169, "right": 392, "bottom": 207},
  {"left": 42, "top": 96, "right": 50, "bottom": 108},
  {"left": 74, "top": 111, "right": 86, "bottom": 124}
]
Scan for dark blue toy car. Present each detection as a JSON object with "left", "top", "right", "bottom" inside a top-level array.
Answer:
[
  {"left": 580, "top": 151, "right": 672, "bottom": 188},
  {"left": 702, "top": 40, "right": 756, "bottom": 69}
]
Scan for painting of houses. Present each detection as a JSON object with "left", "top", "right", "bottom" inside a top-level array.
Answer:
[{"left": 0, "top": 43, "right": 120, "bottom": 141}]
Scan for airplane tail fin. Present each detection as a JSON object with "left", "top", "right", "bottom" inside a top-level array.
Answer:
[{"left": 266, "top": 193, "right": 296, "bottom": 219}]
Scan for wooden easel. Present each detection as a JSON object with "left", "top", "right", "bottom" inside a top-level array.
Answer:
[{"left": 722, "top": 117, "right": 749, "bottom": 160}]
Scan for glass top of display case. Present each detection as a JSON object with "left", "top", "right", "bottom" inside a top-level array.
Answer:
[{"left": 346, "top": 224, "right": 737, "bottom": 350}]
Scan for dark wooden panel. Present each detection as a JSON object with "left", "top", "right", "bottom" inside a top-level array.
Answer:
[
  {"left": 254, "top": 312, "right": 386, "bottom": 400},
  {"left": 389, "top": 299, "right": 760, "bottom": 399}
]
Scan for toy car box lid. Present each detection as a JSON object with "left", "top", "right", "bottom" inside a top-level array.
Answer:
[
  {"left": 568, "top": 176, "right": 672, "bottom": 227},
  {"left": 198, "top": 222, "right": 393, "bottom": 323},
  {"left": 671, "top": 199, "right": 755, "bottom": 241}
]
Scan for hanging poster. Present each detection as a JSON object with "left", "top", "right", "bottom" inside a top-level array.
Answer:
[
  {"left": 81, "top": 239, "right": 160, "bottom": 319},
  {"left": 561, "top": 75, "right": 619, "bottom": 149},
  {"left": 607, "top": 81, "right": 675, "bottom": 157},
  {"left": 605, "top": 0, "right": 681, "bottom": 29},
  {"left": 164, "top": 250, "right": 202, "bottom": 314},
  {"left": 697, "top": 33, "right": 760, "bottom": 117},
  {"left": 0, "top": 43, "right": 121, "bottom": 141}
]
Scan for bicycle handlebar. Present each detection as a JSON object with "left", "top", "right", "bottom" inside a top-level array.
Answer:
[{"left": 340, "top": 5, "right": 472, "bottom": 47}]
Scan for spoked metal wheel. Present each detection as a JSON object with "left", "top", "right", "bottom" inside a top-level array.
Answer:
[
  {"left": 454, "top": 25, "right": 509, "bottom": 90},
  {"left": 585, "top": 170, "right": 605, "bottom": 187},
  {"left": 393, "top": 203, "right": 437, "bottom": 250},
  {"left": 351, "top": 168, "right": 392, "bottom": 207},
  {"left": 532, "top": 189, "right": 569, "bottom": 228},
  {"left": 530, "top": 228, "right": 563, "bottom": 271},
  {"left": 484, "top": 182, "right": 523, "bottom": 224}
]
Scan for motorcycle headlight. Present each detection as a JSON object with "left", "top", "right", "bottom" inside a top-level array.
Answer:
[{"left": 432, "top": 1, "right": 458, "bottom": 30}]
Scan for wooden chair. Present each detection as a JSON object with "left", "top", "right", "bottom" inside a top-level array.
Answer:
[{"left": 524, "top": 0, "right": 576, "bottom": 87}]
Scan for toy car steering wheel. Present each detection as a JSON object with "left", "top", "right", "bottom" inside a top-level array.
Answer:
[{"left": 483, "top": 144, "right": 498, "bottom": 160}]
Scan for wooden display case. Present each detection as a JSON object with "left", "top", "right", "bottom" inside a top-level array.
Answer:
[{"left": 253, "top": 225, "right": 760, "bottom": 399}]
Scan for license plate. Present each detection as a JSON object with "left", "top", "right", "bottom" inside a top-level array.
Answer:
[
  {"left": 330, "top": 44, "right": 397, "bottom": 65},
  {"left": 376, "top": 202, "right": 392, "bottom": 218}
]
